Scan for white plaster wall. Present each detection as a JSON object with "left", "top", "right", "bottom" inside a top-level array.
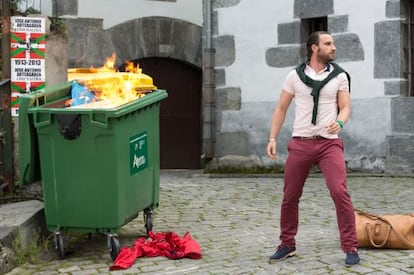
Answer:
[
  {"left": 334, "top": 0, "right": 387, "bottom": 99},
  {"left": 219, "top": 0, "right": 388, "bottom": 103},
  {"left": 218, "top": 0, "right": 293, "bottom": 103},
  {"left": 77, "top": 0, "right": 203, "bottom": 28}
]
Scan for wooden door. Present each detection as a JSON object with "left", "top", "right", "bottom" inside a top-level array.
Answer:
[{"left": 134, "top": 58, "right": 202, "bottom": 168}]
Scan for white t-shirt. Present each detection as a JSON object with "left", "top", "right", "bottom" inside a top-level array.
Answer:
[{"left": 283, "top": 64, "right": 349, "bottom": 138}]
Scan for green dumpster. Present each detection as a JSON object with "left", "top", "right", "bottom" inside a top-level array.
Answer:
[{"left": 19, "top": 81, "right": 167, "bottom": 260}]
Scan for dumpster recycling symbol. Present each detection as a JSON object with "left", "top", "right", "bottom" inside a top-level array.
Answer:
[{"left": 130, "top": 131, "right": 149, "bottom": 175}]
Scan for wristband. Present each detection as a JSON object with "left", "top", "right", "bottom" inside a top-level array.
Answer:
[
  {"left": 269, "top": 138, "right": 276, "bottom": 143},
  {"left": 336, "top": 120, "right": 344, "bottom": 128}
]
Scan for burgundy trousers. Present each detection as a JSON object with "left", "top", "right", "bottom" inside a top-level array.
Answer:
[{"left": 279, "top": 138, "right": 358, "bottom": 252}]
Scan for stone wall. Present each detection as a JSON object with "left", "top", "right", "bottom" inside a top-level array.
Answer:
[
  {"left": 27, "top": 0, "right": 414, "bottom": 174},
  {"left": 207, "top": 0, "right": 413, "bottom": 174},
  {"left": 380, "top": 0, "right": 414, "bottom": 174}
]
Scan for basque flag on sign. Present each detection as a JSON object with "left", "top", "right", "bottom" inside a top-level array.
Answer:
[
  {"left": 11, "top": 32, "right": 45, "bottom": 59},
  {"left": 11, "top": 81, "right": 45, "bottom": 94}
]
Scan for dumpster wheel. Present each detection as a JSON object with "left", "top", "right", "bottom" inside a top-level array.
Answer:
[
  {"left": 108, "top": 235, "right": 121, "bottom": 261},
  {"left": 144, "top": 208, "right": 153, "bottom": 237},
  {"left": 54, "top": 233, "right": 65, "bottom": 259}
]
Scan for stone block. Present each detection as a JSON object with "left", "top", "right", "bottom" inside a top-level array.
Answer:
[
  {"left": 213, "top": 0, "right": 241, "bottom": 9},
  {"left": 56, "top": 0, "right": 78, "bottom": 16},
  {"left": 294, "top": 0, "right": 333, "bottom": 19},
  {"left": 138, "top": 19, "right": 161, "bottom": 57},
  {"left": 384, "top": 80, "right": 408, "bottom": 96},
  {"left": 216, "top": 87, "right": 241, "bottom": 110},
  {"left": 213, "top": 35, "right": 235, "bottom": 67},
  {"left": 215, "top": 69, "right": 226, "bottom": 87},
  {"left": 333, "top": 33, "right": 364, "bottom": 62},
  {"left": 266, "top": 45, "right": 302, "bottom": 68},
  {"left": 386, "top": 0, "right": 402, "bottom": 18},
  {"left": 328, "top": 15, "right": 348, "bottom": 33},
  {"left": 278, "top": 22, "right": 301, "bottom": 44},
  {"left": 174, "top": 21, "right": 203, "bottom": 66},
  {"left": 374, "top": 20, "right": 404, "bottom": 78},
  {"left": 0, "top": 200, "right": 46, "bottom": 250},
  {"left": 386, "top": 134, "right": 414, "bottom": 174},
  {"left": 391, "top": 97, "right": 414, "bottom": 132}
]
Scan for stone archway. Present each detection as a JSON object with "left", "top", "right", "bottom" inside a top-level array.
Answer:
[
  {"left": 66, "top": 16, "right": 203, "bottom": 168},
  {"left": 108, "top": 17, "right": 203, "bottom": 168},
  {"left": 66, "top": 16, "right": 202, "bottom": 71},
  {"left": 107, "top": 16, "right": 202, "bottom": 68}
]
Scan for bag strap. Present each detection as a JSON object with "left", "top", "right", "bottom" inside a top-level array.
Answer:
[
  {"left": 365, "top": 223, "right": 392, "bottom": 248},
  {"left": 355, "top": 208, "right": 414, "bottom": 248}
]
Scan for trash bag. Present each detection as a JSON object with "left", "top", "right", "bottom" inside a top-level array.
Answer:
[{"left": 70, "top": 82, "right": 96, "bottom": 106}]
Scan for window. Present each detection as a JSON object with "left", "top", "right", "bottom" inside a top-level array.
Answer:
[
  {"left": 301, "top": 16, "right": 328, "bottom": 42},
  {"left": 300, "top": 17, "right": 328, "bottom": 60}
]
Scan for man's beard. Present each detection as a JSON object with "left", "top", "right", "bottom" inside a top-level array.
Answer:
[{"left": 317, "top": 51, "right": 335, "bottom": 63}]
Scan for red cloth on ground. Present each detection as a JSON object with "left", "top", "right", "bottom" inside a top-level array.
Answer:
[{"left": 109, "top": 231, "right": 202, "bottom": 270}]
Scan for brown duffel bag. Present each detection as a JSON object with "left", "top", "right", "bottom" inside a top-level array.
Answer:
[{"left": 355, "top": 208, "right": 414, "bottom": 249}]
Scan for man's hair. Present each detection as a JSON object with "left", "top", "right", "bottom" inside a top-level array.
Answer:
[{"left": 306, "top": 31, "right": 332, "bottom": 58}]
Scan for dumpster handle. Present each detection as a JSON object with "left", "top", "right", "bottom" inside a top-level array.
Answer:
[
  {"left": 89, "top": 112, "right": 109, "bottom": 128},
  {"left": 34, "top": 95, "right": 46, "bottom": 107},
  {"left": 32, "top": 112, "right": 52, "bottom": 127}
]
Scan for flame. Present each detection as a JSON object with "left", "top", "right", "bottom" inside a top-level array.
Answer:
[
  {"left": 94, "top": 53, "right": 117, "bottom": 72},
  {"left": 67, "top": 53, "right": 157, "bottom": 108},
  {"left": 125, "top": 60, "right": 142, "bottom": 74}
]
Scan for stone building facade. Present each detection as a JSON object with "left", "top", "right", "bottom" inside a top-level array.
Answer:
[{"left": 45, "top": 0, "right": 413, "bottom": 174}]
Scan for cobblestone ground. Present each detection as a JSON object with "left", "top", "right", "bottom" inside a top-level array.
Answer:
[{"left": 7, "top": 170, "right": 414, "bottom": 274}]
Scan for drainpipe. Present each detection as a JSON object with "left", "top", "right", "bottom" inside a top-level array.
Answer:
[{"left": 203, "top": 0, "right": 216, "bottom": 160}]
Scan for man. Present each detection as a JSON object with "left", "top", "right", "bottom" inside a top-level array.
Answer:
[{"left": 266, "top": 31, "right": 360, "bottom": 266}]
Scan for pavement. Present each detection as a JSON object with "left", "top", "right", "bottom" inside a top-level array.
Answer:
[{"left": 2, "top": 170, "right": 414, "bottom": 274}]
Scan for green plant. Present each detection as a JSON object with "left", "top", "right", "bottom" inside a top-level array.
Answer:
[
  {"left": 49, "top": 17, "right": 67, "bottom": 36},
  {"left": 12, "top": 228, "right": 49, "bottom": 265},
  {"left": 23, "top": 7, "right": 40, "bottom": 15}
]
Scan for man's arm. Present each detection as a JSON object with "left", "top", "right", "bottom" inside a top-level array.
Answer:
[
  {"left": 266, "top": 90, "right": 294, "bottom": 160},
  {"left": 326, "top": 90, "right": 351, "bottom": 134}
]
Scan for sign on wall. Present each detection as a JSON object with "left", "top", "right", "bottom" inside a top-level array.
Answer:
[{"left": 10, "top": 16, "right": 46, "bottom": 116}]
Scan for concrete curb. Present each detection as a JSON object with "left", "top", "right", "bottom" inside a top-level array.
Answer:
[{"left": 0, "top": 200, "right": 46, "bottom": 274}]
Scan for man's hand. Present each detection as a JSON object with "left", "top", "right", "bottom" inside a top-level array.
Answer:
[
  {"left": 266, "top": 141, "right": 277, "bottom": 160},
  {"left": 326, "top": 120, "right": 342, "bottom": 134}
]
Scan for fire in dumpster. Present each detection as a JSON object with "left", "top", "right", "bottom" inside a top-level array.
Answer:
[{"left": 67, "top": 53, "right": 157, "bottom": 108}]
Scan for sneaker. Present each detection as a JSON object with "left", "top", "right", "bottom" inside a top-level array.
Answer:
[
  {"left": 269, "top": 246, "right": 296, "bottom": 261},
  {"left": 345, "top": 251, "right": 360, "bottom": 266}
]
